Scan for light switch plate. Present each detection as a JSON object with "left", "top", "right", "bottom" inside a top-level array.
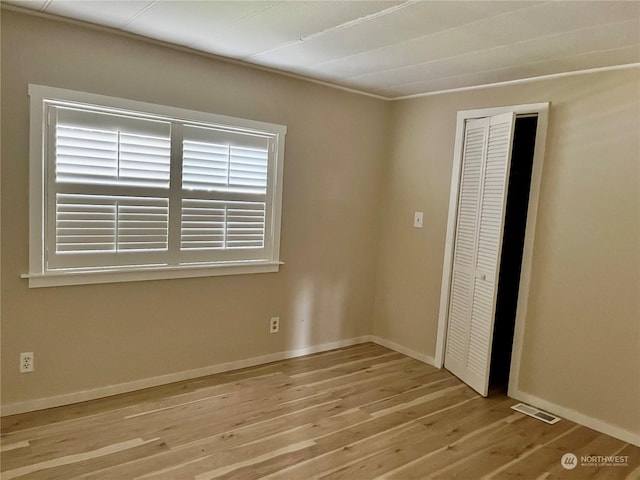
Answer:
[{"left": 414, "top": 211, "right": 424, "bottom": 228}]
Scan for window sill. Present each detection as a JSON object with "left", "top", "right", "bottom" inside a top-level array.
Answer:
[{"left": 22, "top": 261, "right": 283, "bottom": 288}]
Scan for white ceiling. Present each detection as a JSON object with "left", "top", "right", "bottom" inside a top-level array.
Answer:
[{"left": 6, "top": 0, "right": 640, "bottom": 99}]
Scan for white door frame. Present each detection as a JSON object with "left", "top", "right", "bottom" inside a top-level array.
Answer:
[{"left": 434, "top": 102, "right": 550, "bottom": 397}]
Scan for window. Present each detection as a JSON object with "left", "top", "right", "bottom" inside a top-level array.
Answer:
[{"left": 26, "top": 85, "right": 286, "bottom": 287}]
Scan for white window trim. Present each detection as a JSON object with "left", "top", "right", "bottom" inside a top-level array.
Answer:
[{"left": 25, "top": 84, "right": 286, "bottom": 287}]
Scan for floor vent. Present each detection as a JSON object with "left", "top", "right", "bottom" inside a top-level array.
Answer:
[{"left": 511, "top": 403, "right": 561, "bottom": 424}]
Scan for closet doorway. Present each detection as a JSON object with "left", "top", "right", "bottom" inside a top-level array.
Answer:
[{"left": 434, "top": 103, "right": 550, "bottom": 397}]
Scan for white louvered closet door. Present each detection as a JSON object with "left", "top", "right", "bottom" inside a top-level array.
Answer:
[{"left": 445, "top": 112, "right": 516, "bottom": 396}]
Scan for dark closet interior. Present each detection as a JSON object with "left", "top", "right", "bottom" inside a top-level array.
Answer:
[{"left": 489, "top": 115, "right": 538, "bottom": 391}]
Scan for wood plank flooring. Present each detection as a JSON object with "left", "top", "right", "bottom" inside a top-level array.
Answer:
[{"left": 1, "top": 343, "right": 638, "bottom": 479}]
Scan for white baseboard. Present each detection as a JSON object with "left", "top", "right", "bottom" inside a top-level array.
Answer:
[
  {"left": 1, "top": 336, "right": 371, "bottom": 417},
  {"left": 509, "top": 388, "right": 640, "bottom": 447},
  {"left": 7, "top": 334, "right": 634, "bottom": 451},
  {"left": 368, "top": 335, "right": 437, "bottom": 367}
]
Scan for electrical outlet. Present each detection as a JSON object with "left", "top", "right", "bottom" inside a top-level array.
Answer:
[
  {"left": 270, "top": 317, "right": 280, "bottom": 334},
  {"left": 20, "top": 352, "right": 34, "bottom": 373}
]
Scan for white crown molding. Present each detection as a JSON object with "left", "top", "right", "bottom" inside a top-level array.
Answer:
[{"left": 391, "top": 63, "right": 640, "bottom": 101}]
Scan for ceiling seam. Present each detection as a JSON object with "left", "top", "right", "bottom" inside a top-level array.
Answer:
[
  {"left": 234, "top": 1, "right": 284, "bottom": 24},
  {"left": 39, "top": 0, "right": 52, "bottom": 12},
  {"left": 119, "top": 1, "right": 160, "bottom": 30},
  {"left": 248, "top": 0, "right": 420, "bottom": 59}
]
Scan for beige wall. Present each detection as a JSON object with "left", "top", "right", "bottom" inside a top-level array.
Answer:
[
  {"left": 0, "top": 10, "right": 389, "bottom": 405},
  {"left": 373, "top": 69, "right": 640, "bottom": 437}
]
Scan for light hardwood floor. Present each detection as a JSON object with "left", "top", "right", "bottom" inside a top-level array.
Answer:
[{"left": 1, "top": 343, "right": 638, "bottom": 479}]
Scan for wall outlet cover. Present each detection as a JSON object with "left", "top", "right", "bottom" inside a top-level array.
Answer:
[
  {"left": 414, "top": 211, "right": 424, "bottom": 228},
  {"left": 20, "top": 352, "right": 34, "bottom": 373},
  {"left": 270, "top": 317, "right": 280, "bottom": 334}
]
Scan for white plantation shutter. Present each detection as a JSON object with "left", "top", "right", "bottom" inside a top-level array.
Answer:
[
  {"left": 225, "top": 203, "right": 266, "bottom": 248},
  {"left": 180, "top": 199, "right": 266, "bottom": 251},
  {"left": 180, "top": 199, "right": 226, "bottom": 250},
  {"left": 444, "top": 112, "right": 516, "bottom": 396},
  {"left": 182, "top": 125, "right": 269, "bottom": 194},
  {"left": 178, "top": 125, "right": 271, "bottom": 263},
  {"left": 48, "top": 107, "right": 172, "bottom": 269},
  {"left": 55, "top": 107, "right": 171, "bottom": 188},
  {"left": 54, "top": 194, "right": 169, "bottom": 252},
  {"left": 50, "top": 193, "right": 171, "bottom": 269},
  {"left": 37, "top": 93, "right": 284, "bottom": 278}
]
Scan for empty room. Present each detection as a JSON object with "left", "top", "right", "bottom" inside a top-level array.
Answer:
[{"left": 1, "top": 1, "right": 639, "bottom": 478}]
